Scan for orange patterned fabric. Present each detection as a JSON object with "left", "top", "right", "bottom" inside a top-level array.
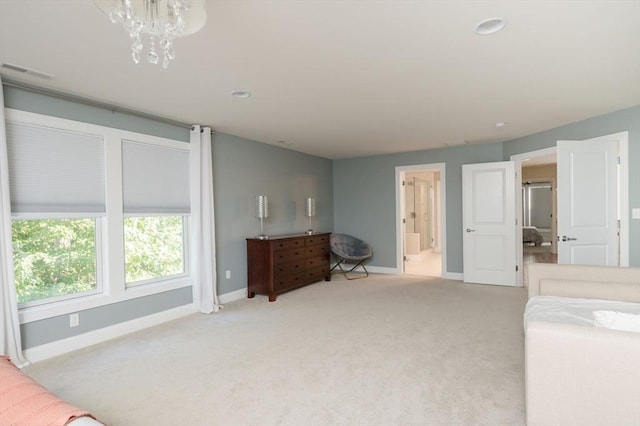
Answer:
[{"left": 0, "top": 356, "right": 94, "bottom": 426}]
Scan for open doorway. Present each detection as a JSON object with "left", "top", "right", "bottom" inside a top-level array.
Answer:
[
  {"left": 396, "top": 163, "right": 446, "bottom": 277},
  {"left": 512, "top": 131, "right": 629, "bottom": 269},
  {"left": 522, "top": 160, "right": 558, "bottom": 266}
]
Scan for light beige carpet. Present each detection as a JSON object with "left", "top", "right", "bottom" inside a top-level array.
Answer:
[{"left": 24, "top": 274, "right": 528, "bottom": 426}]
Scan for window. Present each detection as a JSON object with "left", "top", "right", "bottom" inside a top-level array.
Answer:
[
  {"left": 124, "top": 215, "right": 186, "bottom": 284},
  {"left": 6, "top": 120, "right": 105, "bottom": 306},
  {"left": 121, "top": 139, "right": 190, "bottom": 287},
  {"left": 5, "top": 109, "right": 192, "bottom": 319},
  {"left": 12, "top": 218, "right": 99, "bottom": 305}
]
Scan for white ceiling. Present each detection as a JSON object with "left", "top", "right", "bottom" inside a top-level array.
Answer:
[{"left": 1, "top": 1, "right": 639, "bottom": 160}]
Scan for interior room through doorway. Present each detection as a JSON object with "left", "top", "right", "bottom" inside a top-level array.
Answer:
[{"left": 403, "top": 169, "right": 442, "bottom": 277}]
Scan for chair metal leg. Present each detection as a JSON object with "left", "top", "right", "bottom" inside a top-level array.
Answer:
[
  {"left": 330, "top": 259, "right": 342, "bottom": 272},
  {"left": 331, "top": 257, "right": 369, "bottom": 280}
]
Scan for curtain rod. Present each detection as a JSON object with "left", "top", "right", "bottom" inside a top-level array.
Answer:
[{"left": 2, "top": 78, "right": 215, "bottom": 133}]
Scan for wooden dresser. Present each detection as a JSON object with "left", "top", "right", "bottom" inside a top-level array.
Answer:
[{"left": 246, "top": 232, "right": 331, "bottom": 301}]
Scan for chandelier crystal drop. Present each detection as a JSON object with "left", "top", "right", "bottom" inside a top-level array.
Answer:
[{"left": 94, "top": 0, "right": 207, "bottom": 69}]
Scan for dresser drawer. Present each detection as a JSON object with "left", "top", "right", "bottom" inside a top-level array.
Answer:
[
  {"left": 306, "top": 235, "right": 329, "bottom": 246},
  {"left": 273, "top": 247, "right": 305, "bottom": 264},
  {"left": 306, "top": 255, "right": 328, "bottom": 269},
  {"left": 306, "top": 244, "right": 329, "bottom": 257},
  {"left": 275, "top": 272, "right": 305, "bottom": 291},
  {"left": 274, "top": 261, "right": 304, "bottom": 277},
  {"left": 306, "top": 265, "right": 330, "bottom": 282},
  {"left": 273, "top": 238, "right": 305, "bottom": 251}
]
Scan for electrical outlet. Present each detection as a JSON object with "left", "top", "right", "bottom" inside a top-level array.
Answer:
[
  {"left": 225, "top": 270, "right": 231, "bottom": 279},
  {"left": 69, "top": 313, "right": 79, "bottom": 328}
]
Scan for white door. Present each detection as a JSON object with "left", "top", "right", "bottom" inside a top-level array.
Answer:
[
  {"left": 557, "top": 138, "right": 618, "bottom": 265},
  {"left": 463, "top": 161, "right": 520, "bottom": 286}
]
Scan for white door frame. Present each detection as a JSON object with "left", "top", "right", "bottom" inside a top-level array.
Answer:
[
  {"left": 395, "top": 163, "right": 447, "bottom": 277},
  {"left": 510, "top": 131, "right": 629, "bottom": 267}
]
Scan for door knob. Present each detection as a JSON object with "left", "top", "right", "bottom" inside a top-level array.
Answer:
[
  {"left": 466, "top": 228, "right": 476, "bottom": 233},
  {"left": 561, "top": 236, "right": 577, "bottom": 241}
]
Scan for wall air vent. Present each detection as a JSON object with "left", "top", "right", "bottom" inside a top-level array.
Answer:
[{"left": 0, "top": 62, "right": 55, "bottom": 80}]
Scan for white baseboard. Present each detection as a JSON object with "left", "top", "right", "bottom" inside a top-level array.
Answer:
[
  {"left": 366, "top": 265, "right": 399, "bottom": 275},
  {"left": 333, "top": 263, "right": 459, "bottom": 279},
  {"left": 218, "top": 288, "right": 247, "bottom": 304},
  {"left": 443, "top": 272, "right": 463, "bottom": 281},
  {"left": 219, "top": 269, "right": 401, "bottom": 305},
  {"left": 24, "top": 304, "right": 197, "bottom": 364}
]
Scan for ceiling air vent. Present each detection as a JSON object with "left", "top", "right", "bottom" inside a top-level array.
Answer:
[{"left": 0, "top": 62, "right": 55, "bottom": 80}]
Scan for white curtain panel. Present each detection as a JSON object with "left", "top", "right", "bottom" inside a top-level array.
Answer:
[
  {"left": 0, "top": 77, "right": 28, "bottom": 367},
  {"left": 190, "top": 125, "right": 220, "bottom": 313}
]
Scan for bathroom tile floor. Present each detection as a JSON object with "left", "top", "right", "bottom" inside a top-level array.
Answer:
[{"left": 404, "top": 248, "right": 442, "bottom": 277}]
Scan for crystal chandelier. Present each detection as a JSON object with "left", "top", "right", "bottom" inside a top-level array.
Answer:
[{"left": 93, "top": 0, "right": 207, "bottom": 69}]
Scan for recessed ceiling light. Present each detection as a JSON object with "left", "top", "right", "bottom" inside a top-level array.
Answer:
[
  {"left": 496, "top": 121, "right": 507, "bottom": 128},
  {"left": 230, "top": 90, "right": 251, "bottom": 98},
  {"left": 475, "top": 17, "right": 507, "bottom": 35}
]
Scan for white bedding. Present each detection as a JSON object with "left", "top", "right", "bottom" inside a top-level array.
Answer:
[{"left": 524, "top": 295, "right": 640, "bottom": 331}]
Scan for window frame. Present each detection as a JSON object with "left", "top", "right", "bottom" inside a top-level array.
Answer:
[{"left": 5, "top": 109, "right": 193, "bottom": 325}]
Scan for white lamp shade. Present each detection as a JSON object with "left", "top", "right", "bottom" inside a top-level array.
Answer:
[
  {"left": 305, "top": 197, "right": 316, "bottom": 217},
  {"left": 256, "top": 195, "right": 269, "bottom": 219}
]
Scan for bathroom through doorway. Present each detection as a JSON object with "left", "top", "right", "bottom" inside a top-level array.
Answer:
[{"left": 396, "top": 164, "right": 446, "bottom": 277}]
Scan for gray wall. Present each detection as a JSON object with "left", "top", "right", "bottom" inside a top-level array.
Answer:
[
  {"left": 333, "top": 105, "right": 640, "bottom": 272},
  {"left": 333, "top": 143, "right": 504, "bottom": 273},
  {"left": 20, "top": 288, "right": 192, "bottom": 348},
  {"left": 3, "top": 85, "right": 189, "bottom": 141},
  {"left": 4, "top": 85, "right": 333, "bottom": 348},
  {"left": 502, "top": 105, "right": 640, "bottom": 266},
  {"left": 212, "top": 132, "right": 334, "bottom": 295}
]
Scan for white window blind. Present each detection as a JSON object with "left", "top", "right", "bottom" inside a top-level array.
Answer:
[
  {"left": 122, "top": 140, "right": 190, "bottom": 214},
  {"left": 6, "top": 122, "right": 105, "bottom": 213}
]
